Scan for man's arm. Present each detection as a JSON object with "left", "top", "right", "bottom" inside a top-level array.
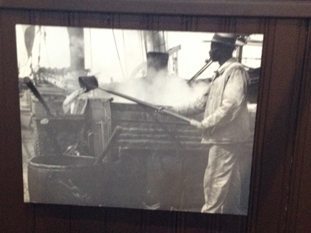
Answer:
[
  {"left": 62, "top": 88, "right": 86, "bottom": 114},
  {"left": 199, "top": 67, "right": 248, "bottom": 129}
]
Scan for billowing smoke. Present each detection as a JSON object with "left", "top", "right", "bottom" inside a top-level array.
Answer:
[{"left": 102, "top": 73, "right": 210, "bottom": 108}]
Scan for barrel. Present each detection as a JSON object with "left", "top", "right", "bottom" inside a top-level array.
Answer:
[{"left": 28, "top": 155, "right": 105, "bottom": 206}]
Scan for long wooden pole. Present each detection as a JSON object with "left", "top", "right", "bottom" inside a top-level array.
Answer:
[{"left": 99, "top": 87, "right": 196, "bottom": 124}]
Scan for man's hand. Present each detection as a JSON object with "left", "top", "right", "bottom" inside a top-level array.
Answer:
[{"left": 190, "top": 119, "right": 203, "bottom": 129}]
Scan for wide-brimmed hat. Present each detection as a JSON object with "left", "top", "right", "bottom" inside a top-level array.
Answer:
[{"left": 210, "top": 33, "right": 245, "bottom": 46}]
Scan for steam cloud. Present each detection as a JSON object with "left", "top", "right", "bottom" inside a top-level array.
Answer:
[{"left": 103, "top": 74, "right": 210, "bottom": 108}]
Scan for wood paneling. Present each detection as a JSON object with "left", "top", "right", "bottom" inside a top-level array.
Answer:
[
  {"left": 250, "top": 18, "right": 308, "bottom": 233},
  {"left": 0, "top": 5, "right": 310, "bottom": 233},
  {"left": 0, "top": 0, "right": 311, "bottom": 18},
  {"left": 286, "top": 19, "right": 311, "bottom": 233}
]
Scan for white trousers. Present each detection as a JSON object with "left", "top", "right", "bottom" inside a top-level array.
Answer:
[{"left": 201, "top": 144, "right": 252, "bottom": 215}]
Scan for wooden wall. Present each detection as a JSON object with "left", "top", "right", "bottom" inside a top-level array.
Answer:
[{"left": 0, "top": 1, "right": 310, "bottom": 233}]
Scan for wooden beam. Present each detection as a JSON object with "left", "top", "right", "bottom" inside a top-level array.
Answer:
[{"left": 0, "top": 0, "right": 310, "bottom": 18}]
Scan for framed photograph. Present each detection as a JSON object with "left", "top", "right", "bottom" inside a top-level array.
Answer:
[{"left": 16, "top": 24, "right": 263, "bottom": 215}]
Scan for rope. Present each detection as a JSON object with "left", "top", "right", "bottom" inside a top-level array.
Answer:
[{"left": 112, "top": 29, "right": 126, "bottom": 79}]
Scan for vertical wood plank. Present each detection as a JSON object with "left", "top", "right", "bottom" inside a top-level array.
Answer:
[
  {"left": 246, "top": 17, "right": 277, "bottom": 233},
  {"left": 34, "top": 205, "right": 71, "bottom": 233},
  {"left": 0, "top": 205, "right": 35, "bottom": 233},
  {"left": 104, "top": 208, "right": 143, "bottom": 233},
  {"left": 0, "top": 9, "right": 40, "bottom": 233},
  {"left": 0, "top": 8, "right": 25, "bottom": 207},
  {"left": 141, "top": 210, "right": 179, "bottom": 233},
  {"left": 286, "top": 19, "right": 311, "bottom": 233},
  {"left": 70, "top": 207, "right": 107, "bottom": 233},
  {"left": 249, "top": 18, "right": 307, "bottom": 233},
  {"left": 175, "top": 213, "right": 247, "bottom": 233}
]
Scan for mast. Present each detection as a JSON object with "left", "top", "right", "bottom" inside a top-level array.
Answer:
[
  {"left": 67, "top": 27, "right": 85, "bottom": 70},
  {"left": 144, "top": 31, "right": 166, "bottom": 52}
]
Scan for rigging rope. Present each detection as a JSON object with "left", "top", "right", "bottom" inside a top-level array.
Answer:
[{"left": 112, "top": 29, "right": 126, "bottom": 80}]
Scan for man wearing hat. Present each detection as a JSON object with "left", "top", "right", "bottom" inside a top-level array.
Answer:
[{"left": 175, "top": 33, "right": 252, "bottom": 215}]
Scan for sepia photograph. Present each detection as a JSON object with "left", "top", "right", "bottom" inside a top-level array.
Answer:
[{"left": 16, "top": 24, "right": 263, "bottom": 215}]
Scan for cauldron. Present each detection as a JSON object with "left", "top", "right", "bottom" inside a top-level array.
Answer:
[{"left": 28, "top": 155, "right": 105, "bottom": 206}]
